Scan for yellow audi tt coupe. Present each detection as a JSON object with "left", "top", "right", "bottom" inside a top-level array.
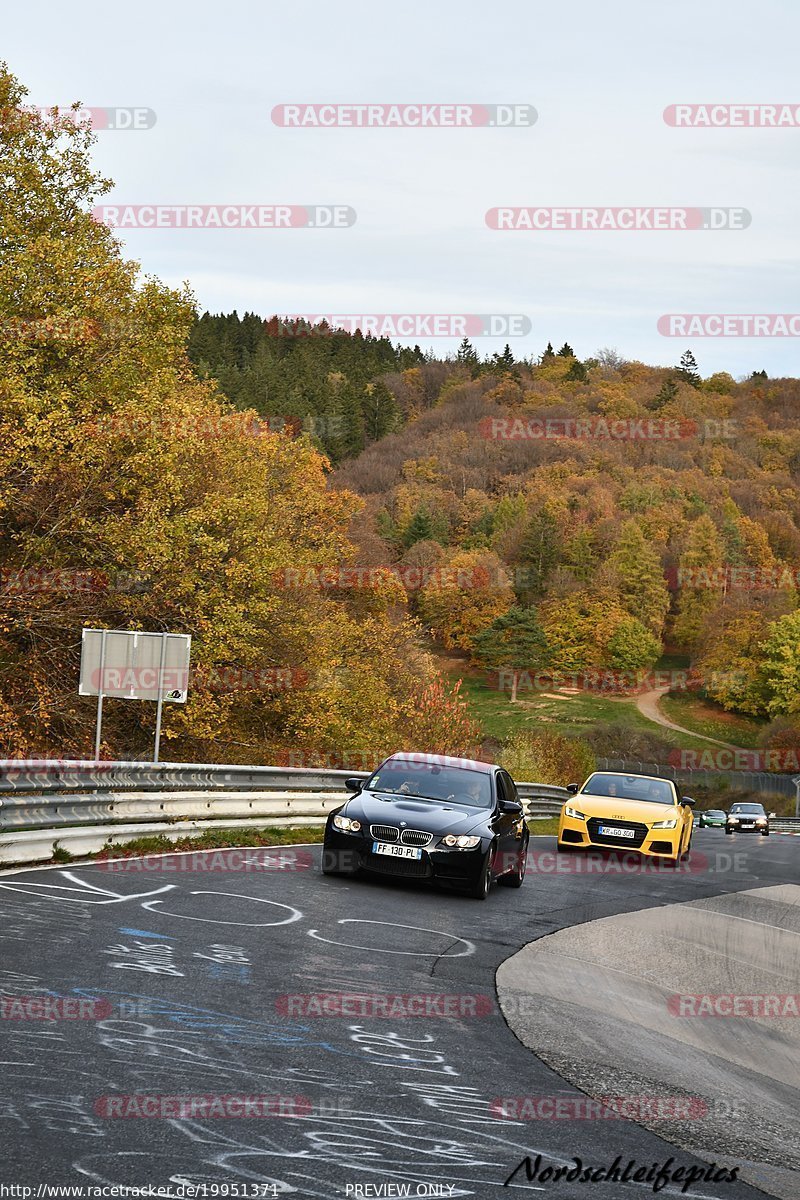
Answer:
[{"left": 557, "top": 771, "right": 695, "bottom": 865}]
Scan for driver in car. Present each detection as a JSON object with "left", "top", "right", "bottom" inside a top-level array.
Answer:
[
  {"left": 447, "top": 776, "right": 483, "bottom": 804},
  {"left": 647, "top": 780, "right": 670, "bottom": 803}
]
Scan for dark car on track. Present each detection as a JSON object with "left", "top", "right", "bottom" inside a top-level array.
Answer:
[
  {"left": 725, "top": 802, "right": 770, "bottom": 835},
  {"left": 321, "top": 752, "right": 529, "bottom": 899}
]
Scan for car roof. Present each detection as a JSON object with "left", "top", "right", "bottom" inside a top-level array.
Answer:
[{"left": 382, "top": 752, "right": 497, "bottom": 775}]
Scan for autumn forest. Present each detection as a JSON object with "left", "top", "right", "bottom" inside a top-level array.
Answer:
[{"left": 3, "top": 65, "right": 800, "bottom": 776}]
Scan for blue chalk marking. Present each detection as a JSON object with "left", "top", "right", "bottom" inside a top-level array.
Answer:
[{"left": 117, "top": 927, "right": 173, "bottom": 939}]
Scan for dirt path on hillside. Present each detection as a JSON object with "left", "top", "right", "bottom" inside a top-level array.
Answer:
[{"left": 636, "top": 686, "right": 743, "bottom": 750}]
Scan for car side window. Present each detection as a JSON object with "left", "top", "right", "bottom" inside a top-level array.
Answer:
[
  {"left": 495, "top": 772, "right": 508, "bottom": 805},
  {"left": 501, "top": 771, "right": 518, "bottom": 803}
]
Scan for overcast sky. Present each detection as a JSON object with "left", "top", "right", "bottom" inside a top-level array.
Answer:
[{"left": 6, "top": 1, "right": 800, "bottom": 376}]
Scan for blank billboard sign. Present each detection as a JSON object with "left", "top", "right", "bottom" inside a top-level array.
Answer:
[{"left": 79, "top": 629, "right": 192, "bottom": 703}]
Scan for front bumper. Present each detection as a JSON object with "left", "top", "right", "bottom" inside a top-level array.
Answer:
[
  {"left": 558, "top": 814, "right": 681, "bottom": 857},
  {"left": 322, "top": 827, "right": 489, "bottom": 885},
  {"left": 726, "top": 822, "right": 768, "bottom": 833}
]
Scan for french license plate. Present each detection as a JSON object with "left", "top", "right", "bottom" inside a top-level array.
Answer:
[
  {"left": 598, "top": 825, "right": 636, "bottom": 839},
  {"left": 372, "top": 841, "right": 422, "bottom": 860}
]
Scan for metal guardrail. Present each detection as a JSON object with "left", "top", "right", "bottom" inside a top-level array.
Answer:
[
  {"left": 0, "top": 760, "right": 359, "bottom": 794},
  {"left": 0, "top": 761, "right": 568, "bottom": 867},
  {"left": 597, "top": 757, "right": 797, "bottom": 799}
]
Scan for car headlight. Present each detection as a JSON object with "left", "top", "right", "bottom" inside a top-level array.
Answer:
[
  {"left": 564, "top": 804, "right": 586, "bottom": 821},
  {"left": 728, "top": 816, "right": 739, "bottom": 823},
  {"left": 756, "top": 818, "right": 767, "bottom": 824},
  {"left": 332, "top": 814, "right": 361, "bottom": 833},
  {"left": 651, "top": 817, "right": 678, "bottom": 829},
  {"left": 442, "top": 834, "right": 481, "bottom": 849}
]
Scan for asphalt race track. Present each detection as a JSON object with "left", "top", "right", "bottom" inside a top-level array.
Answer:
[{"left": 0, "top": 830, "right": 797, "bottom": 1199}]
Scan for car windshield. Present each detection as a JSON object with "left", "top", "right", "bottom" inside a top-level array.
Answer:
[
  {"left": 581, "top": 773, "right": 675, "bottom": 805},
  {"left": 706, "top": 811, "right": 726, "bottom": 817},
  {"left": 365, "top": 761, "right": 492, "bottom": 808},
  {"left": 730, "top": 804, "right": 765, "bottom": 815}
]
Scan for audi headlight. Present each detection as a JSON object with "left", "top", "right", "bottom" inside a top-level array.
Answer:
[
  {"left": 651, "top": 817, "right": 678, "bottom": 829},
  {"left": 442, "top": 834, "right": 481, "bottom": 849},
  {"left": 564, "top": 804, "right": 586, "bottom": 821},
  {"left": 333, "top": 814, "right": 361, "bottom": 833}
]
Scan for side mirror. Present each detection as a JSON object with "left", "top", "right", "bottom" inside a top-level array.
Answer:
[
  {"left": 681, "top": 796, "right": 695, "bottom": 807},
  {"left": 500, "top": 799, "right": 523, "bottom": 815},
  {"left": 344, "top": 777, "right": 364, "bottom": 792},
  {"left": 566, "top": 783, "right": 579, "bottom": 795}
]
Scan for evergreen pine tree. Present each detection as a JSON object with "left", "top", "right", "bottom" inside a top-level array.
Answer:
[
  {"left": 491, "top": 343, "right": 516, "bottom": 371},
  {"left": 361, "top": 380, "right": 401, "bottom": 442},
  {"left": 403, "top": 507, "right": 435, "bottom": 549},
  {"left": 677, "top": 349, "right": 701, "bottom": 388},
  {"left": 456, "top": 337, "right": 479, "bottom": 370},
  {"left": 653, "top": 378, "right": 679, "bottom": 408},
  {"left": 519, "top": 509, "right": 560, "bottom": 595},
  {"left": 472, "top": 607, "right": 551, "bottom": 702},
  {"left": 565, "top": 359, "right": 588, "bottom": 382}
]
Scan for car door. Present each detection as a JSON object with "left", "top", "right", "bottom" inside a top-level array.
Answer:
[
  {"left": 503, "top": 769, "right": 528, "bottom": 855},
  {"left": 493, "top": 770, "right": 520, "bottom": 874}
]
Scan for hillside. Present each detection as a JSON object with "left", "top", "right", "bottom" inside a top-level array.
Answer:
[{"left": 329, "top": 354, "right": 800, "bottom": 754}]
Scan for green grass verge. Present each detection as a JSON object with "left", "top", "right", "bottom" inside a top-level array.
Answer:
[
  {"left": 452, "top": 668, "right": 720, "bottom": 753},
  {"left": 527, "top": 818, "right": 560, "bottom": 836},
  {"left": 659, "top": 693, "right": 766, "bottom": 749},
  {"left": 35, "top": 822, "right": 560, "bottom": 868},
  {"left": 42, "top": 827, "right": 327, "bottom": 866}
]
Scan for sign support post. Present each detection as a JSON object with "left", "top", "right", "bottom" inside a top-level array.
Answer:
[
  {"left": 93, "top": 628, "right": 107, "bottom": 761},
  {"left": 153, "top": 634, "right": 168, "bottom": 764}
]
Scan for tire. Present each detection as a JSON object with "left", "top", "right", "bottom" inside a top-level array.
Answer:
[
  {"left": 725, "top": 828, "right": 733, "bottom": 835},
  {"left": 762, "top": 831, "right": 770, "bottom": 837},
  {"left": 498, "top": 845, "right": 527, "bottom": 888},
  {"left": 680, "top": 834, "right": 692, "bottom": 861},
  {"left": 467, "top": 856, "right": 492, "bottom": 900}
]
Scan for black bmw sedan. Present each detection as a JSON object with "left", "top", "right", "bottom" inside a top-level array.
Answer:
[
  {"left": 725, "top": 801, "right": 770, "bottom": 835},
  {"left": 321, "top": 752, "right": 529, "bottom": 900}
]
